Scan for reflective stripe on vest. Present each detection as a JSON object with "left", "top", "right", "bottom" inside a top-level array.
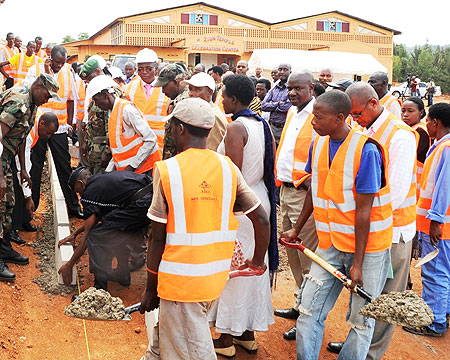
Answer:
[
  {"left": 370, "top": 113, "right": 417, "bottom": 227},
  {"left": 412, "top": 122, "right": 430, "bottom": 198},
  {"left": 76, "top": 78, "right": 86, "bottom": 122},
  {"left": 14, "top": 53, "right": 39, "bottom": 86},
  {"left": 37, "top": 64, "right": 71, "bottom": 125},
  {"left": 125, "top": 80, "right": 169, "bottom": 151},
  {"left": 214, "top": 88, "right": 233, "bottom": 124},
  {"left": 108, "top": 98, "right": 161, "bottom": 173},
  {"left": 311, "top": 129, "right": 393, "bottom": 253},
  {"left": 29, "top": 116, "right": 40, "bottom": 149},
  {"left": 380, "top": 93, "right": 400, "bottom": 109},
  {"left": 275, "top": 107, "right": 314, "bottom": 187},
  {"left": 0, "top": 45, "right": 16, "bottom": 77},
  {"left": 156, "top": 149, "right": 239, "bottom": 302},
  {"left": 417, "top": 139, "right": 450, "bottom": 238}
]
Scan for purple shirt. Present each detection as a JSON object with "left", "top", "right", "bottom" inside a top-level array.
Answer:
[{"left": 261, "top": 80, "right": 292, "bottom": 125}]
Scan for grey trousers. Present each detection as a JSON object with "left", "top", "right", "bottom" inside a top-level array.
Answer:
[
  {"left": 280, "top": 185, "right": 319, "bottom": 300},
  {"left": 366, "top": 238, "right": 412, "bottom": 360}
]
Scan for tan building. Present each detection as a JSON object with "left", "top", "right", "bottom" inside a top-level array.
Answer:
[{"left": 64, "top": 2, "right": 400, "bottom": 79}]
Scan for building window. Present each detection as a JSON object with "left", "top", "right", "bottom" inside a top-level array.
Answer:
[
  {"left": 316, "top": 19, "right": 350, "bottom": 32},
  {"left": 181, "top": 13, "right": 218, "bottom": 25}
]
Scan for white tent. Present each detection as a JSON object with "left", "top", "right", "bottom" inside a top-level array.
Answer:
[{"left": 248, "top": 49, "right": 387, "bottom": 77}]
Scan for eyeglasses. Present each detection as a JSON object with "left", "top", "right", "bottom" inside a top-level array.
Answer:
[
  {"left": 138, "top": 66, "right": 155, "bottom": 73},
  {"left": 351, "top": 99, "right": 372, "bottom": 118}
]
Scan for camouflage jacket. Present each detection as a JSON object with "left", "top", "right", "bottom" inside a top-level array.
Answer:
[
  {"left": 85, "top": 100, "right": 111, "bottom": 163},
  {"left": 0, "top": 86, "right": 37, "bottom": 159}
]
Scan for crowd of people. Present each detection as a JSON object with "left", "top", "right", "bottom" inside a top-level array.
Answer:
[{"left": 0, "top": 30, "right": 449, "bottom": 360}]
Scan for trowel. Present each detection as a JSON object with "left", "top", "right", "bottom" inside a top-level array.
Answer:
[{"left": 414, "top": 246, "right": 439, "bottom": 268}]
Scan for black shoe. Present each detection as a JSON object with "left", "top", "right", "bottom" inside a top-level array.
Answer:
[
  {"left": 21, "top": 222, "right": 37, "bottom": 232},
  {"left": 327, "top": 342, "right": 343, "bottom": 354},
  {"left": 128, "top": 259, "right": 145, "bottom": 272},
  {"left": 447, "top": 314, "right": 449, "bottom": 329},
  {"left": 274, "top": 308, "right": 299, "bottom": 319},
  {"left": 0, "top": 260, "right": 15, "bottom": 282},
  {"left": 283, "top": 326, "right": 296, "bottom": 340},
  {"left": 69, "top": 210, "right": 84, "bottom": 219},
  {"left": 1, "top": 249, "right": 29, "bottom": 265},
  {"left": 5, "top": 230, "right": 26, "bottom": 245}
]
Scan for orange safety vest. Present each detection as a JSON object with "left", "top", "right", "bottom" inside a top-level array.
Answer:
[
  {"left": 311, "top": 129, "right": 393, "bottom": 252},
  {"left": 411, "top": 122, "right": 431, "bottom": 198},
  {"left": 156, "top": 148, "right": 239, "bottom": 302},
  {"left": 380, "top": 93, "right": 401, "bottom": 110},
  {"left": 28, "top": 110, "right": 43, "bottom": 149},
  {"left": 214, "top": 88, "right": 232, "bottom": 124},
  {"left": 108, "top": 98, "right": 162, "bottom": 173},
  {"left": 416, "top": 138, "right": 450, "bottom": 238},
  {"left": 14, "top": 53, "right": 40, "bottom": 86},
  {"left": 35, "top": 49, "right": 47, "bottom": 59},
  {"left": 0, "top": 45, "right": 17, "bottom": 77},
  {"left": 125, "top": 79, "right": 169, "bottom": 151},
  {"left": 75, "top": 77, "right": 86, "bottom": 122},
  {"left": 275, "top": 107, "right": 314, "bottom": 187},
  {"left": 370, "top": 113, "right": 418, "bottom": 227},
  {"left": 36, "top": 63, "right": 72, "bottom": 125}
]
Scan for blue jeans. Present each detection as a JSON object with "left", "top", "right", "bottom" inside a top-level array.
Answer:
[
  {"left": 420, "top": 232, "right": 450, "bottom": 333},
  {"left": 296, "top": 245, "right": 390, "bottom": 360}
]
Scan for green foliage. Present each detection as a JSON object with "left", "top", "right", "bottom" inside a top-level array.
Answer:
[
  {"left": 62, "top": 35, "right": 76, "bottom": 43},
  {"left": 61, "top": 33, "right": 89, "bottom": 44},
  {"left": 393, "top": 43, "right": 450, "bottom": 94},
  {"left": 77, "top": 32, "right": 89, "bottom": 40}
]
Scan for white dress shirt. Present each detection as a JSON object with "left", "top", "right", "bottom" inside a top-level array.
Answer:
[
  {"left": 363, "top": 107, "right": 417, "bottom": 243},
  {"left": 107, "top": 97, "right": 159, "bottom": 171},
  {"left": 276, "top": 98, "right": 316, "bottom": 183}
]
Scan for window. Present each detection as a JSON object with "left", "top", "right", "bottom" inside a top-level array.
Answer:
[
  {"left": 181, "top": 13, "right": 218, "bottom": 26},
  {"left": 316, "top": 19, "right": 350, "bottom": 33}
]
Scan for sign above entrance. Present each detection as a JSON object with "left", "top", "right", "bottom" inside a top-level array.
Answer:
[{"left": 186, "top": 33, "right": 244, "bottom": 54}]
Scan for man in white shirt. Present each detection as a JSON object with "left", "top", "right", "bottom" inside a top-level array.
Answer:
[
  {"left": 327, "top": 82, "right": 417, "bottom": 359},
  {"left": 368, "top": 71, "right": 401, "bottom": 118},
  {"left": 273, "top": 71, "right": 318, "bottom": 340}
]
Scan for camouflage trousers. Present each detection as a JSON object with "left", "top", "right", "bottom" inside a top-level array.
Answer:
[
  {"left": 0, "top": 157, "right": 15, "bottom": 239},
  {"left": 86, "top": 137, "right": 111, "bottom": 175}
]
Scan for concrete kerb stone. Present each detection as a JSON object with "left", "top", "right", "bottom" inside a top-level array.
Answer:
[{"left": 48, "top": 153, "right": 76, "bottom": 285}]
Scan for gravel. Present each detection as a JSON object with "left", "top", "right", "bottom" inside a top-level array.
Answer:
[
  {"left": 64, "top": 287, "right": 125, "bottom": 320},
  {"left": 359, "top": 290, "right": 434, "bottom": 327}
]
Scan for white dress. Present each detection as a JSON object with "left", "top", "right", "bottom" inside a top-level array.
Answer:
[{"left": 208, "top": 116, "right": 274, "bottom": 336}]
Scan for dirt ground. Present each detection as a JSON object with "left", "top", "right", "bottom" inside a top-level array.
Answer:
[{"left": 1, "top": 96, "right": 450, "bottom": 359}]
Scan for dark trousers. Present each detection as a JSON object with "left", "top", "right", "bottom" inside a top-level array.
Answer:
[
  {"left": 11, "top": 160, "right": 31, "bottom": 230},
  {"left": 31, "top": 133, "right": 81, "bottom": 214}
]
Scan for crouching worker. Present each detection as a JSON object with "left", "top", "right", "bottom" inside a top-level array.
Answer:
[
  {"left": 58, "top": 167, "right": 153, "bottom": 290},
  {"left": 282, "top": 91, "right": 393, "bottom": 360},
  {"left": 139, "top": 98, "right": 270, "bottom": 360}
]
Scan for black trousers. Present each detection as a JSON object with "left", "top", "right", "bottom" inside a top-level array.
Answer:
[
  {"left": 31, "top": 133, "right": 81, "bottom": 214},
  {"left": 11, "top": 160, "right": 31, "bottom": 230}
]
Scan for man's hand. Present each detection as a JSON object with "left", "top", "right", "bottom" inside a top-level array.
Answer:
[
  {"left": 67, "top": 125, "right": 73, "bottom": 137},
  {"left": 25, "top": 197, "right": 34, "bottom": 218},
  {"left": 58, "top": 233, "right": 76, "bottom": 247},
  {"left": 123, "top": 165, "right": 136, "bottom": 172},
  {"left": 140, "top": 287, "right": 159, "bottom": 313},
  {"left": 429, "top": 220, "right": 442, "bottom": 246},
  {"left": 245, "top": 257, "right": 267, "bottom": 273},
  {"left": 58, "top": 263, "right": 73, "bottom": 285},
  {"left": 20, "top": 168, "right": 32, "bottom": 188},
  {"left": 44, "top": 58, "right": 52, "bottom": 74},
  {"left": 281, "top": 228, "right": 299, "bottom": 243},
  {"left": 348, "top": 264, "right": 363, "bottom": 291}
]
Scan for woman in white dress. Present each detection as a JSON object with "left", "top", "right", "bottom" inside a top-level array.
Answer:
[{"left": 209, "top": 75, "right": 278, "bottom": 358}]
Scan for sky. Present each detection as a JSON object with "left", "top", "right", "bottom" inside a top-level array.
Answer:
[{"left": 0, "top": 0, "right": 447, "bottom": 47}]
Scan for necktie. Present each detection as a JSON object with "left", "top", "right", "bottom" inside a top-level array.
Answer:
[{"left": 144, "top": 83, "right": 152, "bottom": 98}]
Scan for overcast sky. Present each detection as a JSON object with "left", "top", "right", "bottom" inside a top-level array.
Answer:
[{"left": 0, "top": 0, "right": 446, "bottom": 47}]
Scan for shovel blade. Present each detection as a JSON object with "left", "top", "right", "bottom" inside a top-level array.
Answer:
[{"left": 415, "top": 248, "right": 439, "bottom": 267}]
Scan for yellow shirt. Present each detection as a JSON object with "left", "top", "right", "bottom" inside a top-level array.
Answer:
[{"left": 8, "top": 53, "right": 43, "bottom": 69}]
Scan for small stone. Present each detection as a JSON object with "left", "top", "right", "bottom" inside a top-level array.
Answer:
[
  {"left": 44, "top": 317, "right": 49, "bottom": 320},
  {"left": 135, "top": 327, "right": 141, "bottom": 334},
  {"left": 27, "top": 344, "right": 33, "bottom": 348},
  {"left": 19, "top": 337, "right": 26, "bottom": 341}
]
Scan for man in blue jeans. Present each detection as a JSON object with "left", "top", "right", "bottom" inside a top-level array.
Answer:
[{"left": 282, "top": 90, "right": 393, "bottom": 359}]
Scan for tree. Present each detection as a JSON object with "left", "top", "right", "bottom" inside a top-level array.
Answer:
[
  {"left": 62, "top": 35, "right": 76, "bottom": 43},
  {"left": 78, "top": 32, "right": 89, "bottom": 40}
]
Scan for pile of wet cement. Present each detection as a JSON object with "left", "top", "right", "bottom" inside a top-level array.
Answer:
[
  {"left": 64, "top": 287, "right": 125, "bottom": 320},
  {"left": 31, "top": 163, "right": 76, "bottom": 297},
  {"left": 360, "top": 290, "right": 434, "bottom": 327}
]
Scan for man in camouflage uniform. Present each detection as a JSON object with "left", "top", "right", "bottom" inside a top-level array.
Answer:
[
  {"left": 0, "top": 73, "right": 59, "bottom": 282},
  {"left": 152, "top": 63, "right": 189, "bottom": 159}
]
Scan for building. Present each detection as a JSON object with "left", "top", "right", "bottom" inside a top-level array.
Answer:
[{"left": 64, "top": 2, "right": 400, "bottom": 79}]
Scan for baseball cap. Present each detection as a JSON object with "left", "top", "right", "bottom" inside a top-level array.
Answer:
[
  {"left": 165, "top": 97, "right": 215, "bottom": 129},
  {"left": 152, "top": 64, "right": 186, "bottom": 87},
  {"left": 35, "top": 73, "right": 60, "bottom": 99},
  {"left": 326, "top": 78, "right": 353, "bottom": 90},
  {"left": 80, "top": 55, "right": 106, "bottom": 78},
  {"left": 181, "top": 72, "right": 215, "bottom": 91}
]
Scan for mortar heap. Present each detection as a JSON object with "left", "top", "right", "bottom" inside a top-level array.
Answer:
[
  {"left": 64, "top": 287, "right": 126, "bottom": 320},
  {"left": 360, "top": 290, "right": 434, "bottom": 327}
]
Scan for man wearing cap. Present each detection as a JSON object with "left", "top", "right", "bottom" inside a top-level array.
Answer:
[
  {"left": 23, "top": 45, "right": 83, "bottom": 218},
  {"left": 140, "top": 97, "right": 270, "bottom": 360},
  {"left": 124, "top": 48, "right": 169, "bottom": 153},
  {"left": 152, "top": 64, "right": 189, "bottom": 159},
  {"left": 79, "top": 55, "right": 115, "bottom": 174},
  {"left": 87, "top": 75, "right": 161, "bottom": 174},
  {"left": 326, "top": 78, "right": 353, "bottom": 92},
  {"left": 368, "top": 71, "right": 401, "bottom": 118},
  {"left": 0, "top": 73, "right": 59, "bottom": 282}
]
